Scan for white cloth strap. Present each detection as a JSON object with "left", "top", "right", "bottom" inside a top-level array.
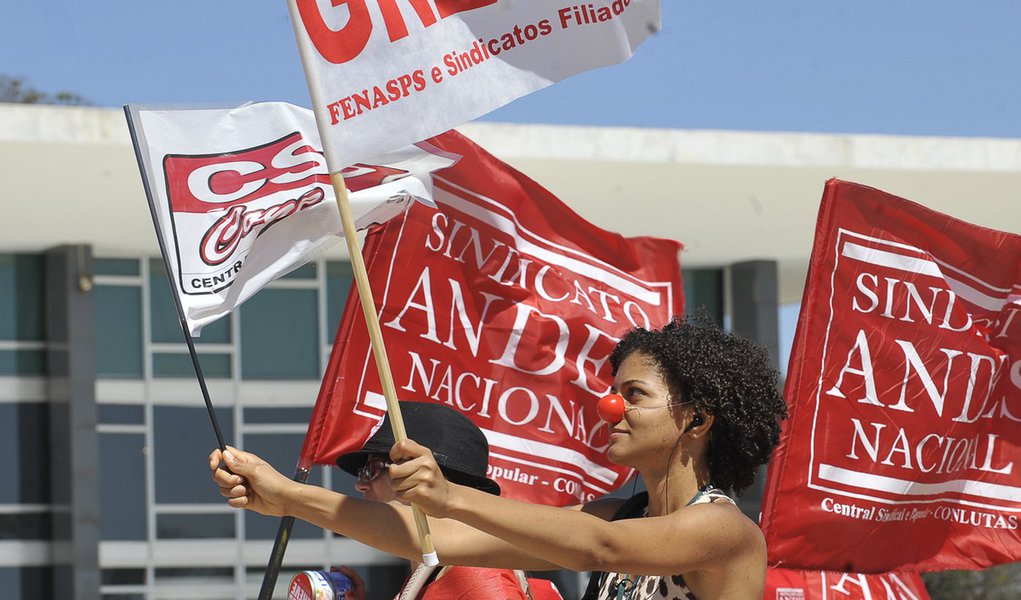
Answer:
[{"left": 396, "top": 564, "right": 438, "bottom": 600}]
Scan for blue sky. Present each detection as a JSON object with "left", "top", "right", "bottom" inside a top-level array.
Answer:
[{"left": 3, "top": 1, "right": 1020, "bottom": 138}]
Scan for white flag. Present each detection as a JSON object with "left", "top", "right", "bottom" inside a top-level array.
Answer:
[
  {"left": 288, "top": 0, "right": 660, "bottom": 168},
  {"left": 125, "top": 101, "right": 457, "bottom": 335}
]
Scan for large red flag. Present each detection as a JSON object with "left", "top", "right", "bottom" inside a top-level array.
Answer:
[
  {"left": 764, "top": 568, "right": 931, "bottom": 600},
  {"left": 761, "top": 179, "right": 1021, "bottom": 572},
  {"left": 300, "top": 130, "right": 684, "bottom": 505}
]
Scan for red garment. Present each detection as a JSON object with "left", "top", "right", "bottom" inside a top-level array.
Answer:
[
  {"left": 526, "top": 578, "right": 563, "bottom": 600},
  {"left": 416, "top": 567, "right": 562, "bottom": 600}
]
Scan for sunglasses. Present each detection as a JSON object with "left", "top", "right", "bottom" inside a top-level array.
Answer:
[{"left": 356, "top": 455, "right": 392, "bottom": 483}]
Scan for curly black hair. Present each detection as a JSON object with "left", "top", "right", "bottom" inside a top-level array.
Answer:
[{"left": 609, "top": 313, "right": 787, "bottom": 496}]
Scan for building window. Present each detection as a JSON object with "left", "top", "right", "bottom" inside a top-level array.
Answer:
[
  {"left": 0, "top": 254, "right": 46, "bottom": 376},
  {"left": 152, "top": 352, "right": 232, "bottom": 379},
  {"left": 99, "top": 433, "right": 147, "bottom": 540},
  {"left": 96, "top": 285, "right": 144, "bottom": 378},
  {"left": 0, "top": 402, "right": 50, "bottom": 506},
  {"left": 153, "top": 406, "right": 234, "bottom": 504},
  {"left": 148, "top": 258, "right": 232, "bottom": 345},
  {"left": 240, "top": 288, "right": 320, "bottom": 380},
  {"left": 0, "top": 567, "right": 53, "bottom": 598}
]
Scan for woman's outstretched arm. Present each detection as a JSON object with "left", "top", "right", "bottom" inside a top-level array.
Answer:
[
  {"left": 388, "top": 439, "right": 764, "bottom": 577},
  {"left": 209, "top": 446, "right": 621, "bottom": 570}
]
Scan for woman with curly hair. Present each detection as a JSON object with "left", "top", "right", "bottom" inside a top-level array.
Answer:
[{"left": 210, "top": 315, "right": 787, "bottom": 600}]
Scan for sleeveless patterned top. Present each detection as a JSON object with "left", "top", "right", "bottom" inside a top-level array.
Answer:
[{"left": 590, "top": 487, "right": 735, "bottom": 600}]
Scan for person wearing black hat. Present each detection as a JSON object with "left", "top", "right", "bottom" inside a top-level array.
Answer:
[
  {"left": 335, "top": 401, "right": 502, "bottom": 497},
  {"left": 280, "top": 401, "right": 561, "bottom": 600},
  {"left": 333, "top": 401, "right": 559, "bottom": 599}
]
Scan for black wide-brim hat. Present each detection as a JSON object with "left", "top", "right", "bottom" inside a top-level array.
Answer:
[{"left": 337, "top": 401, "right": 501, "bottom": 495}]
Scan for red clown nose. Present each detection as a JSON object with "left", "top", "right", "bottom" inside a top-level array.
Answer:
[{"left": 597, "top": 393, "right": 626, "bottom": 424}]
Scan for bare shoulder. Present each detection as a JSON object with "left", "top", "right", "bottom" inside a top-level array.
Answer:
[
  {"left": 675, "top": 500, "right": 766, "bottom": 561},
  {"left": 674, "top": 503, "right": 767, "bottom": 597}
]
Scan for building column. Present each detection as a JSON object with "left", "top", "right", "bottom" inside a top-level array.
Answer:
[
  {"left": 727, "top": 260, "right": 780, "bottom": 521},
  {"left": 683, "top": 267, "right": 724, "bottom": 322},
  {"left": 46, "top": 245, "right": 100, "bottom": 599},
  {"left": 729, "top": 260, "right": 780, "bottom": 370}
]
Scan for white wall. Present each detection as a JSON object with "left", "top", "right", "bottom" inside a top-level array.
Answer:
[{"left": 2, "top": 103, "right": 1019, "bottom": 304}]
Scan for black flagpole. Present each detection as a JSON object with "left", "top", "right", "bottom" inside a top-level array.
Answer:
[
  {"left": 258, "top": 467, "right": 311, "bottom": 599},
  {"left": 128, "top": 105, "right": 307, "bottom": 599},
  {"left": 124, "top": 105, "right": 229, "bottom": 453}
]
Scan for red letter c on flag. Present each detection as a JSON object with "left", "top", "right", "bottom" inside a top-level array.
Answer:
[{"left": 296, "top": 0, "right": 372, "bottom": 64}]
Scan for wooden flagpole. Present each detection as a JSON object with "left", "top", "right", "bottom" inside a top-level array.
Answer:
[
  {"left": 276, "top": 3, "right": 437, "bottom": 588},
  {"left": 256, "top": 173, "right": 437, "bottom": 600},
  {"left": 327, "top": 172, "right": 438, "bottom": 565}
]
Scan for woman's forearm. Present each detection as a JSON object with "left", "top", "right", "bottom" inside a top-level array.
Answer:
[
  {"left": 445, "top": 485, "right": 612, "bottom": 572},
  {"left": 284, "top": 481, "right": 562, "bottom": 570},
  {"left": 285, "top": 482, "right": 425, "bottom": 560}
]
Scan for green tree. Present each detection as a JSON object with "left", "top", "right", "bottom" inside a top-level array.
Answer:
[{"left": 0, "top": 75, "right": 89, "bottom": 105}]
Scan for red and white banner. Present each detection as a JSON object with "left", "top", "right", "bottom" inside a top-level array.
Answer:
[
  {"left": 761, "top": 179, "right": 1021, "bottom": 572},
  {"left": 125, "top": 102, "right": 455, "bottom": 335},
  {"left": 765, "top": 568, "right": 930, "bottom": 600},
  {"left": 287, "top": 0, "right": 660, "bottom": 169},
  {"left": 300, "top": 130, "right": 684, "bottom": 505}
]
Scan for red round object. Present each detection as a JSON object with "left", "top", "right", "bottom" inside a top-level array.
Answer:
[{"left": 597, "top": 393, "right": 626, "bottom": 424}]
